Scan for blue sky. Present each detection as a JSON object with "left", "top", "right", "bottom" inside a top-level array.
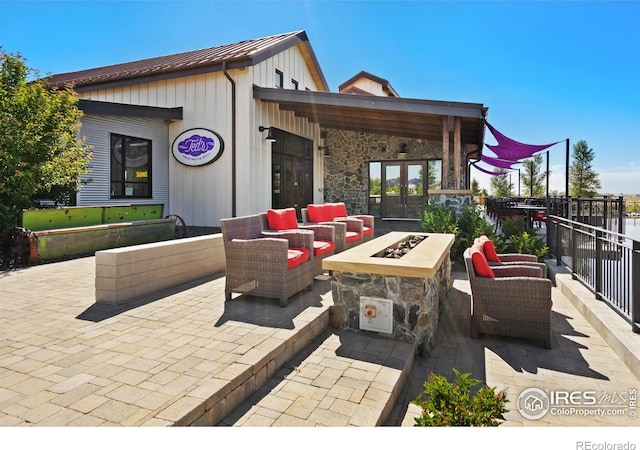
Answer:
[{"left": 2, "top": 0, "right": 639, "bottom": 195}]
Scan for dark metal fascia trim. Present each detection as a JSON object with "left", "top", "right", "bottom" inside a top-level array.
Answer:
[
  {"left": 78, "top": 99, "right": 183, "bottom": 120},
  {"left": 253, "top": 86, "right": 485, "bottom": 119}
]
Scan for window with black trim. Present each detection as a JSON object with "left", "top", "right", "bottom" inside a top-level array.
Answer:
[
  {"left": 291, "top": 79, "right": 298, "bottom": 90},
  {"left": 275, "top": 69, "right": 283, "bottom": 88},
  {"left": 110, "top": 133, "right": 152, "bottom": 198}
]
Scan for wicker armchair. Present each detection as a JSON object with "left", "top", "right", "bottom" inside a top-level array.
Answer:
[
  {"left": 258, "top": 210, "right": 336, "bottom": 277},
  {"left": 464, "top": 246, "right": 553, "bottom": 349},
  {"left": 220, "top": 213, "right": 314, "bottom": 307},
  {"left": 475, "top": 235, "right": 547, "bottom": 278}
]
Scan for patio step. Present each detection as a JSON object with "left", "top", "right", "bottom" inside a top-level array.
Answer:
[{"left": 220, "top": 328, "right": 415, "bottom": 426}]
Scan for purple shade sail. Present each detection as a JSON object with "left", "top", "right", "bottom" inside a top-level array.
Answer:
[
  {"left": 481, "top": 154, "right": 519, "bottom": 169},
  {"left": 485, "top": 121, "right": 562, "bottom": 160},
  {"left": 471, "top": 162, "right": 508, "bottom": 176}
]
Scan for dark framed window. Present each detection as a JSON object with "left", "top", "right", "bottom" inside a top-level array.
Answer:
[
  {"left": 291, "top": 79, "right": 298, "bottom": 90},
  {"left": 275, "top": 69, "right": 284, "bottom": 88},
  {"left": 110, "top": 134, "right": 152, "bottom": 198}
]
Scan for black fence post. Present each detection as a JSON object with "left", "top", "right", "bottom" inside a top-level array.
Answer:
[
  {"left": 632, "top": 240, "right": 640, "bottom": 334},
  {"left": 618, "top": 196, "right": 625, "bottom": 235},
  {"left": 556, "top": 218, "right": 562, "bottom": 266},
  {"left": 571, "top": 223, "right": 577, "bottom": 279},
  {"left": 595, "top": 229, "right": 603, "bottom": 300}
]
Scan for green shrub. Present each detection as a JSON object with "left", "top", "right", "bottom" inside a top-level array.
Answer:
[
  {"left": 507, "top": 231, "right": 548, "bottom": 262},
  {"left": 498, "top": 217, "right": 548, "bottom": 261},
  {"left": 412, "top": 369, "right": 508, "bottom": 427},
  {"left": 420, "top": 201, "right": 495, "bottom": 263},
  {"left": 499, "top": 216, "right": 531, "bottom": 239}
]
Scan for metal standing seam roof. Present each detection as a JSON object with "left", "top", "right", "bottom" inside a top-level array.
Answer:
[{"left": 45, "top": 30, "right": 329, "bottom": 92}]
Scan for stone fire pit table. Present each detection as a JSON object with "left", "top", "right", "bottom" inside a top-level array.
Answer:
[{"left": 322, "top": 232, "right": 454, "bottom": 356}]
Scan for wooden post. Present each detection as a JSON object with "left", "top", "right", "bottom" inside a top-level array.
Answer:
[
  {"left": 454, "top": 117, "right": 461, "bottom": 189},
  {"left": 442, "top": 117, "right": 450, "bottom": 188}
]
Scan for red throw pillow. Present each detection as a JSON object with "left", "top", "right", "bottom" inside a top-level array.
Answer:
[
  {"left": 267, "top": 208, "right": 298, "bottom": 231},
  {"left": 470, "top": 245, "right": 495, "bottom": 278},
  {"left": 328, "top": 202, "right": 348, "bottom": 219},
  {"left": 307, "top": 204, "right": 332, "bottom": 223},
  {"left": 478, "top": 235, "right": 501, "bottom": 263}
]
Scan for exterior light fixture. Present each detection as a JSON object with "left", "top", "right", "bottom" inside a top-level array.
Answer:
[
  {"left": 258, "top": 126, "right": 276, "bottom": 142},
  {"left": 399, "top": 143, "right": 407, "bottom": 158},
  {"left": 319, "top": 146, "right": 330, "bottom": 158}
]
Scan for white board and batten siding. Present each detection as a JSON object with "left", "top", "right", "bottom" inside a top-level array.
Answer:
[
  {"left": 77, "top": 115, "right": 170, "bottom": 214},
  {"left": 245, "top": 45, "right": 325, "bottom": 213},
  {"left": 78, "top": 42, "right": 322, "bottom": 227}
]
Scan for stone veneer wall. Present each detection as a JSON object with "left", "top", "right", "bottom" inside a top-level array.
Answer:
[
  {"left": 322, "top": 129, "right": 448, "bottom": 214},
  {"left": 329, "top": 256, "right": 452, "bottom": 357}
]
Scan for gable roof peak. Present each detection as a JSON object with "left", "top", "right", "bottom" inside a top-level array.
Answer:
[{"left": 339, "top": 70, "right": 400, "bottom": 97}]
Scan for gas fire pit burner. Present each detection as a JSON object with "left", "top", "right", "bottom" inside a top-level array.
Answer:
[{"left": 376, "top": 235, "right": 428, "bottom": 259}]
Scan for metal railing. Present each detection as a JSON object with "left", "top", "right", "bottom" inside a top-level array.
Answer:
[
  {"left": 547, "top": 196, "right": 625, "bottom": 232},
  {"left": 547, "top": 215, "right": 640, "bottom": 333}
]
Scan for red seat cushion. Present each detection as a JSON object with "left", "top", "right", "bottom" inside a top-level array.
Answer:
[
  {"left": 345, "top": 231, "right": 362, "bottom": 243},
  {"left": 470, "top": 244, "right": 495, "bottom": 278},
  {"left": 328, "top": 202, "right": 349, "bottom": 219},
  {"left": 313, "top": 240, "right": 335, "bottom": 257},
  {"left": 307, "top": 204, "right": 333, "bottom": 223},
  {"left": 478, "top": 235, "right": 500, "bottom": 263},
  {"left": 287, "top": 247, "right": 310, "bottom": 269},
  {"left": 363, "top": 226, "right": 373, "bottom": 235},
  {"left": 267, "top": 208, "right": 299, "bottom": 231}
]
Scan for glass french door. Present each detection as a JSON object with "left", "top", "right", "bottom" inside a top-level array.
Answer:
[{"left": 381, "top": 161, "right": 427, "bottom": 219}]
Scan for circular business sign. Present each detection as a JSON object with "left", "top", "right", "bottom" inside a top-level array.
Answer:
[{"left": 172, "top": 128, "right": 224, "bottom": 167}]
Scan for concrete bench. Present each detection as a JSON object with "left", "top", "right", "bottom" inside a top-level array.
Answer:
[{"left": 95, "top": 233, "right": 225, "bottom": 305}]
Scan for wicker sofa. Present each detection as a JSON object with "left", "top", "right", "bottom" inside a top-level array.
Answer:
[
  {"left": 301, "top": 202, "right": 374, "bottom": 252},
  {"left": 220, "top": 213, "right": 314, "bottom": 307},
  {"left": 464, "top": 245, "right": 553, "bottom": 349}
]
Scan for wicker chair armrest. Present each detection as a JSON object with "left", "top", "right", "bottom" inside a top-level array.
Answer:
[
  {"left": 300, "top": 208, "right": 310, "bottom": 224},
  {"left": 498, "top": 253, "right": 538, "bottom": 263},
  {"left": 319, "top": 221, "right": 347, "bottom": 241},
  {"left": 351, "top": 214, "right": 375, "bottom": 229},
  {"left": 492, "top": 265, "right": 542, "bottom": 278},
  {"left": 333, "top": 217, "right": 364, "bottom": 233},
  {"left": 299, "top": 224, "right": 335, "bottom": 242},
  {"left": 227, "top": 237, "right": 289, "bottom": 258},
  {"left": 473, "top": 276, "right": 552, "bottom": 303},
  {"left": 261, "top": 229, "right": 314, "bottom": 250},
  {"left": 492, "top": 261, "right": 547, "bottom": 278}
]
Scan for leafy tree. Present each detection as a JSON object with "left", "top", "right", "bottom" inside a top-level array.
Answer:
[
  {"left": 0, "top": 49, "right": 91, "bottom": 233},
  {"left": 521, "top": 154, "right": 546, "bottom": 197},
  {"left": 470, "top": 178, "right": 480, "bottom": 196},
  {"left": 490, "top": 169, "right": 512, "bottom": 197},
  {"left": 369, "top": 177, "right": 381, "bottom": 196},
  {"left": 569, "top": 140, "right": 601, "bottom": 198}
]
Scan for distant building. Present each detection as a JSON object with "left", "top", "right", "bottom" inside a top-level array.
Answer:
[{"left": 47, "top": 30, "right": 487, "bottom": 227}]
